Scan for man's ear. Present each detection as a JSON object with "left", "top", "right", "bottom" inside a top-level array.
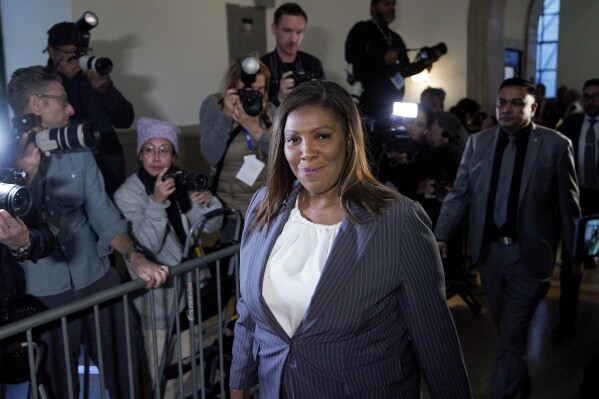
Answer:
[
  {"left": 27, "top": 94, "right": 42, "bottom": 113},
  {"left": 271, "top": 23, "right": 277, "bottom": 35}
]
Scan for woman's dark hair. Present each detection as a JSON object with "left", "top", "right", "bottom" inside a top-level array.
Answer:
[{"left": 250, "top": 80, "right": 401, "bottom": 231}]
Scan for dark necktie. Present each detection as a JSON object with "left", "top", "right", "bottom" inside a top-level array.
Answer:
[
  {"left": 493, "top": 135, "right": 516, "bottom": 227},
  {"left": 584, "top": 118, "right": 597, "bottom": 187}
]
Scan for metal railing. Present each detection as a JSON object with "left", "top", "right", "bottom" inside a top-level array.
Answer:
[{"left": 0, "top": 243, "right": 241, "bottom": 399}]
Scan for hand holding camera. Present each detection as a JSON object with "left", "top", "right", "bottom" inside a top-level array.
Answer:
[
  {"left": 0, "top": 209, "right": 29, "bottom": 253},
  {"left": 277, "top": 70, "right": 295, "bottom": 103},
  {"left": 151, "top": 168, "right": 176, "bottom": 204},
  {"left": 85, "top": 69, "right": 112, "bottom": 94}
]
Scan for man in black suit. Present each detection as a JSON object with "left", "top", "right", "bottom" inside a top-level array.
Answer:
[
  {"left": 435, "top": 78, "right": 581, "bottom": 398},
  {"left": 556, "top": 78, "right": 599, "bottom": 340}
]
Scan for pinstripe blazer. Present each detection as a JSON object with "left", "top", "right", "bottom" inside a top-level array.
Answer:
[{"left": 230, "top": 181, "right": 471, "bottom": 398}]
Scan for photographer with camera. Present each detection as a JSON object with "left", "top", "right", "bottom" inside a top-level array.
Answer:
[
  {"left": 345, "top": 0, "right": 445, "bottom": 129},
  {"left": 45, "top": 15, "right": 134, "bottom": 197},
  {"left": 0, "top": 201, "right": 54, "bottom": 393},
  {"left": 261, "top": 3, "right": 325, "bottom": 107},
  {"left": 199, "top": 56, "right": 275, "bottom": 242},
  {"left": 114, "top": 117, "right": 222, "bottom": 398},
  {"left": 7, "top": 65, "right": 168, "bottom": 399}
]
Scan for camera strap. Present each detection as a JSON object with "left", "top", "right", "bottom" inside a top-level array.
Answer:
[{"left": 242, "top": 128, "right": 253, "bottom": 151}]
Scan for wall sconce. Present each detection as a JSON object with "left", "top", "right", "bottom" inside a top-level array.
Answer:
[{"left": 411, "top": 68, "right": 430, "bottom": 83}]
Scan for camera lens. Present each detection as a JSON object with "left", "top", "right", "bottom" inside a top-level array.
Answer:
[
  {"left": 239, "top": 88, "right": 263, "bottom": 117},
  {"left": 34, "top": 123, "right": 100, "bottom": 154},
  {"left": 79, "top": 55, "right": 114, "bottom": 75},
  {"left": 0, "top": 183, "right": 32, "bottom": 218}
]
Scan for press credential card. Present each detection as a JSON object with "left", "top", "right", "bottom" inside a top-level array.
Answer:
[{"left": 236, "top": 154, "right": 265, "bottom": 186}]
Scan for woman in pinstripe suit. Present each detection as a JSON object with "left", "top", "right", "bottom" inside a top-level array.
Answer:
[{"left": 230, "top": 80, "right": 471, "bottom": 398}]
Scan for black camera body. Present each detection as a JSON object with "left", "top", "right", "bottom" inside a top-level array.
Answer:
[
  {"left": 418, "top": 42, "right": 447, "bottom": 63},
  {"left": 73, "top": 11, "right": 113, "bottom": 75},
  {"left": 238, "top": 57, "right": 264, "bottom": 117},
  {"left": 0, "top": 169, "right": 31, "bottom": 218},
  {"left": 238, "top": 87, "right": 263, "bottom": 117},
  {"left": 292, "top": 70, "right": 314, "bottom": 87},
  {"left": 376, "top": 126, "right": 418, "bottom": 156},
  {"left": 163, "top": 170, "right": 209, "bottom": 192},
  {"left": 12, "top": 114, "right": 100, "bottom": 156}
]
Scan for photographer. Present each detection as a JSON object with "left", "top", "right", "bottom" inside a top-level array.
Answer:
[
  {"left": 0, "top": 205, "right": 54, "bottom": 392},
  {"left": 114, "top": 117, "right": 222, "bottom": 398},
  {"left": 345, "top": 0, "right": 444, "bottom": 129},
  {"left": 7, "top": 65, "right": 167, "bottom": 399},
  {"left": 199, "top": 57, "right": 275, "bottom": 242},
  {"left": 0, "top": 208, "right": 54, "bottom": 304},
  {"left": 45, "top": 19, "right": 134, "bottom": 197},
  {"left": 378, "top": 103, "right": 435, "bottom": 196},
  {"left": 261, "top": 3, "right": 325, "bottom": 107}
]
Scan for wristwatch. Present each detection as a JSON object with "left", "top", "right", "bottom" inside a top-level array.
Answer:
[
  {"left": 124, "top": 244, "right": 144, "bottom": 262},
  {"left": 11, "top": 240, "right": 32, "bottom": 262}
]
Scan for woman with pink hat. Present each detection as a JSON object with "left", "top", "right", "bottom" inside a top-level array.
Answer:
[{"left": 114, "top": 116, "right": 223, "bottom": 398}]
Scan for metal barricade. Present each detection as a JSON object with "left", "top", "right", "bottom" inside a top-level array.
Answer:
[{"left": 0, "top": 243, "right": 240, "bottom": 399}]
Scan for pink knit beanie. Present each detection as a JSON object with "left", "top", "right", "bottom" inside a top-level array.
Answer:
[{"left": 136, "top": 117, "right": 180, "bottom": 155}]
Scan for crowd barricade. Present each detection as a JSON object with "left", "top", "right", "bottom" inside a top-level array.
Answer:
[{"left": 0, "top": 243, "right": 241, "bottom": 399}]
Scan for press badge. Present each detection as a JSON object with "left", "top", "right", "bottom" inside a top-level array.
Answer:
[
  {"left": 236, "top": 154, "right": 265, "bottom": 186},
  {"left": 390, "top": 72, "right": 404, "bottom": 91}
]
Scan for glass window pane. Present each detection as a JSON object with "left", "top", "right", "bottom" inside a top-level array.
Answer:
[
  {"left": 543, "top": 0, "right": 560, "bottom": 14},
  {"left": 536, "top": 0, "right": 560, "bottom": 95}
]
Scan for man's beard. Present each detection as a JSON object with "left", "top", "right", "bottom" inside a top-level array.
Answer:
[{"left": 376, "top": 11, "right": 395, "bottom": 24}]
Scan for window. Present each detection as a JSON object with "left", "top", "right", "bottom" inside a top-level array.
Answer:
[{"left": 536, "top": 0, "right": 560, "bottom": 98}]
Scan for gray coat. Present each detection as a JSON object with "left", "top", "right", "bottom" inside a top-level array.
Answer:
[
  {"left": 435, "top": 124, "right": 581, "bottom": 278},
  {"left": 114, "top": 174, "right": 223, "bottom": 328}
]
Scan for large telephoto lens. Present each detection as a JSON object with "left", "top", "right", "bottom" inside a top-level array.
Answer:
[
  {"left": 34, "top": 123, "right": 100, "bottom": 153},
  {"left": 79, "top": 55, "right": 114, "bottom": 75},
  {"left": 0, "top": 183, "right": 32, "bottom": 217}
]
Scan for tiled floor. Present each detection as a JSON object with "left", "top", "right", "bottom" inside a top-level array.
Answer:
[{"left": 442, "top": 266, "right": 599, "bottom": 398}]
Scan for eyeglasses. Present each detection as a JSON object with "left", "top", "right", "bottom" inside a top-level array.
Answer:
[
  {"left": 37, "top": 94, "right": 70, "bottom": 109},
  {"left": 583, "top": 93, "right": 599, "bottom": 102},
  {"left": 141, "top": 145, "right": 174, "bottom": 159}
]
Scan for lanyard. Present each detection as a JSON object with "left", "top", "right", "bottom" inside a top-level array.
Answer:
[{"left": 243, "top": 128, "right": 253, "bottom": 151}]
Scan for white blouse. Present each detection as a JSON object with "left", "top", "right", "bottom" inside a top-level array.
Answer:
[{"left": 262, "top": 202, "right": 341, "bottom": 337}]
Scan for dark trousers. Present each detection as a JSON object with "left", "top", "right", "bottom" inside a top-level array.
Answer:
[
  {"left": 479, "top": 242, "right": 551, "bottom": 399},
  {"left": 36, "top": 268, "right": 142, "bottom": 399}
]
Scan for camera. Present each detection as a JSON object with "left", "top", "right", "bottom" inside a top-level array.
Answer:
[
  {"left": 0, "top": 169, "right": 31, "bottom": 218},
  {"left": 238, "top": 57, "right": 263, "bottom": 117},
  {"left": 376, "top": 126, "right": 418, "bottom": 155},
  {"left": 0, "top": 183, "right": 31, "bottom": 218},
  {"left": 12, "top": 114, "right": 100, "bottom": 156},
  {"left": 418, "top": 42, "right": 447, "bottom": 63},
  {"left": 28, "top": 124, "right": 100, "bottom": 155},
  {"left": 79, "top": 55, "right": 113, "bottom": 75},
  {"left": 73, "top": 11, "right": 114, "bottom": 75},
  {"left": 163, "top": 170, "right": 209, "bottom": 192},
  {"left": 432, "top": 171, "right": 453, "bottom": 198},
  {"left": 292, "top": 70, "right": 314, "bottom": 86}
]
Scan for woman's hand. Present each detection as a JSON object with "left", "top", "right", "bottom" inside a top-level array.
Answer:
[
  {"left": 151, "top": 168, "right": 175, "bottom": 204},
  {"left": 190, "top": 191, "right": 213, "bottom": 207},
  {"left": 231, "top": 103, "right": 263, "bottom": 140},
  {"left": 223, "top": 88, "right": 241, "bottom": 117}
]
